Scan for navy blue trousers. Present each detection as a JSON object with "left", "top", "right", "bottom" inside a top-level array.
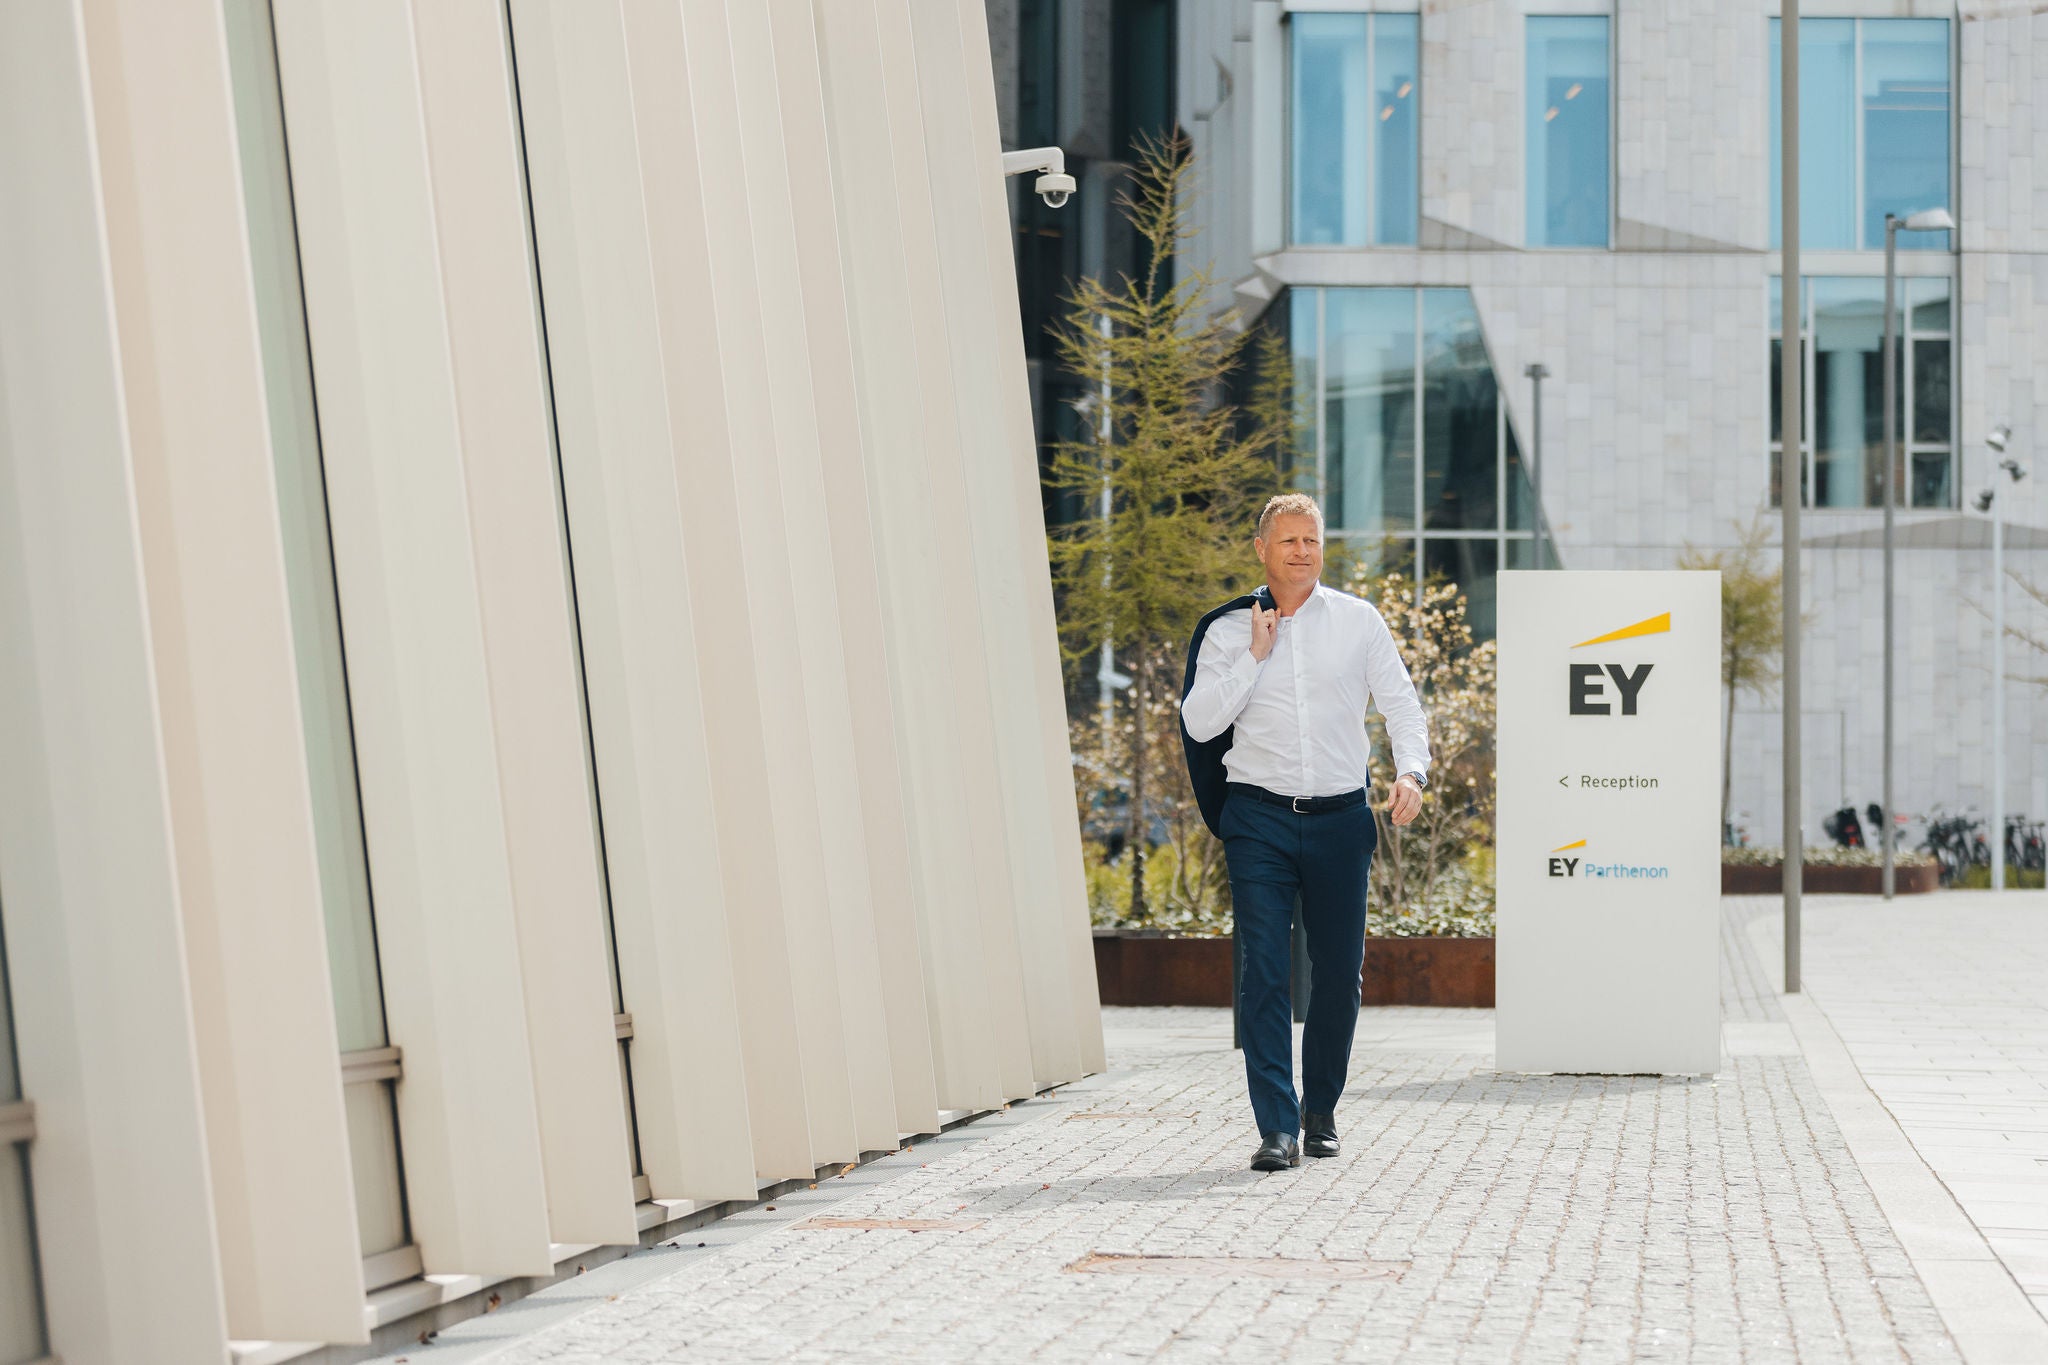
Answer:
[{"left": 1220, "top": 786, "right": 1377, "bottom": 1137}]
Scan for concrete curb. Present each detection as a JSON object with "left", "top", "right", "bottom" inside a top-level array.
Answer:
[{"left": 1745, "top": 912, "right": 2048, "bottom": 1365}]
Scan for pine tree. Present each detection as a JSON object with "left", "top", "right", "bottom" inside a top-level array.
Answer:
[{"left": 1048, "top": 134, "right": 1278, "bottom": 923}]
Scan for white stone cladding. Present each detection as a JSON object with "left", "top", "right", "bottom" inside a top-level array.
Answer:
[{"left": 1177, "top": 0, "right": 2048, "bottom": 844}]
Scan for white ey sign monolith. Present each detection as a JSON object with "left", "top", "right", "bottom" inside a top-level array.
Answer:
[{"left": 1495, "top": 570, "right": 1721, "bottom": 1074}]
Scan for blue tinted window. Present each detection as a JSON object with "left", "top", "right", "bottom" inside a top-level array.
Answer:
[
  {"left": 1769, "top": 19, "right": 1950, "bottom": 251},
  {"left": 1288, "top": 286, "right": 1556, "bottom": 637},
  {"left": 1287, "top": 289, "right": 1320, "bottom": 488},
  {"left": 1526, "top": 17, "right": 1610, "bottom": 247},
  {"left": 1771, "top": 275, "right": 1954, "bottom": 509},
  {"left": 1422, "top": 290, "right": 1499, "bottom": 530},
  {"left": 1768, "top": 20, "right": 1855, "bottom": 250},
  {"left": 1290, "top": 14, "right": 1417, "bottom": 246},
  {"left": 1811, "top": 277, "right": 1886, "bottom": 508},
  {"left": 1292, "top": 15, "right": 1367, "bottom": 245},
  {"left": 1864, "top": 20, "right": 1951, "bottom": 251},
  {"left": 1373, "top": 15, "right": 1419, "bottom": 245},
  {"left": 1324, "top": 289, "right": 1417, "bottom": 534}
]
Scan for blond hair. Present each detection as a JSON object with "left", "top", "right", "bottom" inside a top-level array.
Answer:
[{"left": 1256, "top": 492, "right": 1325, "bottom": 543}]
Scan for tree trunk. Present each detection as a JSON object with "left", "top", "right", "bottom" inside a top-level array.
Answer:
[
  {"left": 1721, "top": 673, "right": 1737, "bottom": 841},
  {"left": 1128, "top": 655, "right": 1149, "bottom": 922}
]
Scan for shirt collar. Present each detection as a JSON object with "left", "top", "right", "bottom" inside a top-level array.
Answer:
[{"left": 1270, "top": 582, "right": 1324, "bottom": 619}]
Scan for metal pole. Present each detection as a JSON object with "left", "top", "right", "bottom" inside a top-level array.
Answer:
[
  {"left": 1526, "top": 363, "right": 1549, "bottom": 567},
  {"left": 1096, "top": 313, "right": 1116, "bottom": 732},
  {"left": 1994, "top": 491, "right": 2006, "bottom": 892},
  {"left": 1781, "top": 0, "right": 1803, "bottom": 992},
  {"left": 1882, "top": 217, "right": 1898, "bottom": 901}
]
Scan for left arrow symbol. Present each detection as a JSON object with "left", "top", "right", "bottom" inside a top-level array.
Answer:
[{"left": 1558, "top": 774, "right": 1570, "bottom": 788}]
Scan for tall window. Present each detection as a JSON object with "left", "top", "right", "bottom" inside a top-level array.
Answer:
[
  {"left": 1771, "top": 274, "right": 1954, "bottom": 509},
  {"left": 223, "top": 0, "right": 413, "bottom": 1280},
  {"left": 1288, "top": 287, "right": 1554, "bottom": 639},
  {"left": 1526, "top": 16, "right": 1611, "bottom": 248},
  {"left": 1770, "top": 18, "right": 1952, "bottom": 251},
  {"left": 0, "top": 910, "right": 47, "bottom": 1365},
  {"left": 1289, "top": 12, "right": 1419, "bottom": 246}
]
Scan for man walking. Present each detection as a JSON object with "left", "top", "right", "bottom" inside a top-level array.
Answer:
[{"left": 1181, "top": 493, "right": 1430, "bottom": 1171}]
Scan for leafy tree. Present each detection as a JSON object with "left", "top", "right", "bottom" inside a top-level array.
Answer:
[
  {"left": 1047, "top": 134, "right": 1279, "bottom": 923},
  {"left": 1677, "top": 516, "right": 1784, "bottom": 836},
  {"left": 1992, "top": 575, "right": 2048, "bottom": 688}
]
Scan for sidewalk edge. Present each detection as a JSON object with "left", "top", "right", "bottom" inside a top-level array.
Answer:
[{"left": 1744, "top": 910, "right": 2048, "bottom": 1365}]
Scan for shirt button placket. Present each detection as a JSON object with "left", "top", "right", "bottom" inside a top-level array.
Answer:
[{"left": 1294, "top": 616, "right": 1312, "bottom": 794}]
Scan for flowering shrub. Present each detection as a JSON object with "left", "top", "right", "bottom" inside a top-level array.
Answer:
[
  {"left": 1072, "top": 642, "right": 1234, "bottom": 933},
  {"left": 1349, "top": 567, "right": 1497, "bottom": 929},
  {"left": 1075, "top": 570, "right": 1501, "bottom": 939},
  {"left": 1723, "top": 845, "right": 1937, "bottom": 869},
  {"left": 1367, "top": 847, "right": 1495, "bottom": 938}
]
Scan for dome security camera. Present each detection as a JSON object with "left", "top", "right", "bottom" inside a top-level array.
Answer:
[
  {"left": 1035, "top": 171, "right": 1076, "bottom": 210},
  {"left": 1002, "top": 146, "right": 1075, "bottom": 211}
]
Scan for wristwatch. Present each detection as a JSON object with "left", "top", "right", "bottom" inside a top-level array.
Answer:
[{"left": 1401, "top": 771, "right": 1429, "bottom": 791}]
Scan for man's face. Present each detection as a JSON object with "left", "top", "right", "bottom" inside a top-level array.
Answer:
[{"left": 1255, "top": 513, "right": 1323, "bottom": 592}]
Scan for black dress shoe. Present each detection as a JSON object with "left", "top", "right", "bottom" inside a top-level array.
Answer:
[
  {"left": 1251, "top": 1131, "right": 1301, "bottom": 1171},
  {"left": 1303, "top": 1111, "right": 1339, "bottom": 1159}
]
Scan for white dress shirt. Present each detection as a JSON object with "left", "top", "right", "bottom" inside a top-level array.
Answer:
[{"left": 1182, "top": 583, "right": 1431, "bottom": 798}]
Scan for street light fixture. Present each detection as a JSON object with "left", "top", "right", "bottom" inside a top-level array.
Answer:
[
  {"left": 1880, "top": 206, "right": 1957, "bottom": 901},
  {"left": 1981, "top": 423, "right": 2022, "bottom": 893},
  {"left": 1526, "top": 363, "right": 1550, "bottom": 568},
  {"left": 1781, "top": 0, "right": 1802, "bottom": 990}
]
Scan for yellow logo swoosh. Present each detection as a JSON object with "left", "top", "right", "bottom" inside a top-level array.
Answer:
[
  {"left": 1572, "top": 612, "right": 1671, "bottom": 649},
  {"left": 1551, "top": 839, "right": 1587, "bottom": 852}
]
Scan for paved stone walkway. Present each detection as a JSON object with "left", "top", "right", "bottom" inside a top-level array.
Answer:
[
  {"left": 1740, "top": 893, "right": 2048, "bottom": 1328},
  {"left": 379, "top": 903, "right": 1990, "bottom": 1364}
]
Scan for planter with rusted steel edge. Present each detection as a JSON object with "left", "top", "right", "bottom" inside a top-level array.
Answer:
[
  {"left": 1360, "top": 935, "right": 1495, "bottom": 1006},
  {"left": 1091, "top": 930, "right": 1496, "bottom": 1008},
  {"left": 1720, "top": 862, "right": 1938, "bottom": 895},
  {"left": 1091, "top": 930, "right": 1234, "bottom": 1006}
]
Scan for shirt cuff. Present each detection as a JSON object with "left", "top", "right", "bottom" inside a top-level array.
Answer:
[{"left": 1229, "top": 648, "right": 1266, "bottom": 682}]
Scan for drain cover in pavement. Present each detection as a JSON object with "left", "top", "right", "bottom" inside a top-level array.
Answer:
[
  {"left": 1066, "top": 1253, "right": 1404, "bottom": 1281},
  {"left": 798, "top": 1217, "right": 984, "bottom": 1232}
]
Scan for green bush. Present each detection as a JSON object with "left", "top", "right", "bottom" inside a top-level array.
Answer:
[
  {"left": 1952, "top": 863, "right": 2047, "bottom": 889},
  {"left": 1367, "top": 845, "right": 1495, "bottom": 938},
  {"left": 1086, "top": 840, "right": 1497, "bottom": 939},
  {"left": 1085, "top": 840, "right": 1232, "bottom": 937}
]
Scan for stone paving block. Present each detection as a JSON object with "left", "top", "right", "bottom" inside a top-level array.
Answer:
[{"left": 391, "top": 912, "right": 1987, "bottom": 1365}]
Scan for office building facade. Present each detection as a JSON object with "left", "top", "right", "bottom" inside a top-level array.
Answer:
[
  {"left": 1177, "top": 0, "right": 2048, "bottom": 840},
  {"left": 987, "top": 0, "right": 1180, "bottom": 525},
  {"left": 0, "top": 1, "right": 1099, "bottom": 1360}
]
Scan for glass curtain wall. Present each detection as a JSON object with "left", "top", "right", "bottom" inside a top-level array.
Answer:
[
  {"left": 222, "top": 0, "right": 413, "bottom": 1278},
  {"left": 1525, "top": 16, "right": 1611, "bottom": 248},
  {"left": 1770, "top": 18, "right": 1952, "bottom": 251},
  {"left": 1289, "top": 12, "right": 1418, "bottom": 246},
  {"left": 0, "top": 910, "right": 46, "bottom": 1365},
  {"left": 1288, "top": 286, "right": 1553, "bottom": 639},
  {"left": 1771, "top": 274, "right": 1954, "bottom": 509}
]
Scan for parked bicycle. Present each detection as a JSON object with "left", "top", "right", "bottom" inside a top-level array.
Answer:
[
  {"left": 1921, "top": 812, "right": 1983, "bottom": 887},
  {"left": 1823, "top": 805, "right": 1866, "bottom": 848},
  {"left": 2002, "top": 815, "right": 2046, "bottom": 874}
]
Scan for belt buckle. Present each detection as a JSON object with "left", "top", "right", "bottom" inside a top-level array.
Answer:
[{"left": 1291, "top": 795, "right": 1309, "bottom": 814}]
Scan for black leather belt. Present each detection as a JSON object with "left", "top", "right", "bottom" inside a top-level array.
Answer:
[{"left": 1226, "top": 782, "right": 1369, "bottom": 815}]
